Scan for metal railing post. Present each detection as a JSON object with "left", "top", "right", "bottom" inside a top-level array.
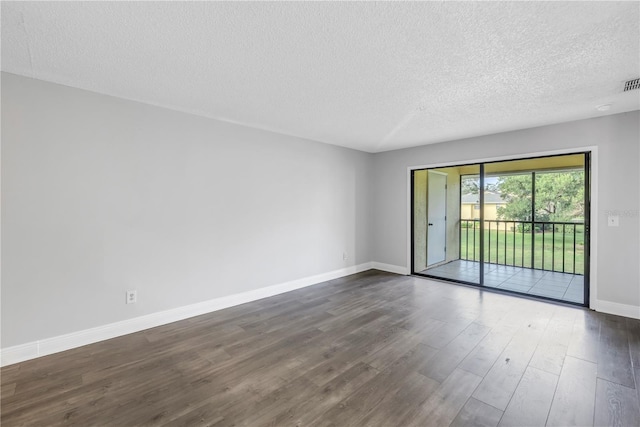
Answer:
[{"left": 531, "top": 172, "right": 536, "bottom": 269}]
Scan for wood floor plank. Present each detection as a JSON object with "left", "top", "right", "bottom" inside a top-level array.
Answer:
[
  {"left": 450, "top": 397, "right": 504, "bottom": 427},
  {"left": 626, "top": 318, "right": 640, "bottom": 368},
  {"left": 471, "top": 317, "right": 548, "bottom": 411},
  {"left": 315, "top": 307, "right": 387, "bottom": 333},
  {"left": 546, "top": 355, "right": 597, "bottom": 426},
  {"left": 594, "top": 378, "right": 640, "bottom": 427},
  {"left": 567, "top": 310, "right": 600, "bottom": 363},
  {"left": 360, "top": 328, "right": 423, "bottom": 371},
  {"left": 296, "top": 328, "right": 385, "bottom": 387},
  {"left": 3, "top": 359, "right": 185, "bottom": 426},
  {"left": 1, "top": 382, "right": 16, "bottom": 399},
  {"left": 458, "top": 326, "right": 518, "bottom": 378},
  {"left": 220, "top": 376, "right": 322, "bottom": 427},
  {"left": 636, "top": 368, "right": 640, "bottom": 409},
  {"left": 268, "top": 361, "right": 379, "bottom": 427},
  {"left": 597, "top": 315, "right": 635, "bottom": 388},
  {"left": 395, "top": 311, "right": 446, "bottom": 337},
  {"left": 529, "top": 340, "right": 568, "bottom": 377},
  {"left": 287, "top": 314, "right": 411, "bottom": 387},
  {"left": 2, "top": 270, "right": 639, "bottom": 427},
  {"left": 419, "top": 322, "right": 491, "bottom": 382},
  {"left": 419, "top": 316, "right": 476, "bottom": 349},
  {"left": 528, "top": 309, "right": 575, "bottom": 376},
  {"left": 405, "top": 368, "right": 483, "bottom": 427},
  {"left": 118, "top": 330, "right": 324, "bottom": 425},
  {"left": 308, "top": 342, "right": 439, "bottom": 427},
  {"left": 357, "top": 372, "right": 436, "bottom": 426},
  {"left": 239, "top": 301, "right": 335, "bottom": 335},
  {"left": 498, "top": 366, "right": 558, "bottom": 426}
]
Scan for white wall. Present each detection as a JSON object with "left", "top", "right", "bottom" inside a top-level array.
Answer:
[
  {"left": 373, "top": 112, "right": 640, "bottom": 311},
  {"left": 2, "top": 72, "right": 639, "bottom": 358},
  {"left": 1, "top": 73, "right": 372, "bottom": 348}
]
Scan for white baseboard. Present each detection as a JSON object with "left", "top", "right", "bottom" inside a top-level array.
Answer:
[
  {"left": 1, "top": 262, "right": 373, "bottom": 367},
  {"left": 594, "top": 299, "right": 640, "bottom": 319},
  {"left": 371, "top": 262, "right": 409, "bottom": 275},
  {"left": 8, "top": 264, "right": 633, "bottom": 366}
]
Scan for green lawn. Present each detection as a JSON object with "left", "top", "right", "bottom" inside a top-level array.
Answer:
[{"left": 459, "top": 225, "right": 585, "bottom": 274}]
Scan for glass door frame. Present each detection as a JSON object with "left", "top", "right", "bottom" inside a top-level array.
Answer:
[{"left": 410, "top": 151, "right": 591, "bottom": 307}]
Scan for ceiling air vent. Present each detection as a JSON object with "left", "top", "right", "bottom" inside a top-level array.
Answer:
[{"left": 623, "top": 78, "right": 640, "bottom": 91}]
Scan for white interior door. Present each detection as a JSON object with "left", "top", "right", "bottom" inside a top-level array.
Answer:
[{"left": 427, "top": 171, "right": 447, "bottom": 266}]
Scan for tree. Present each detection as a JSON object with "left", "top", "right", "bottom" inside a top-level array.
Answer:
[
  {"left": 461, "top": 176, "right": 480, "bottom": 194},
  {"left": 496, "top": 171, "right": 584, "bottom": 222},
  {"left": 461, "top": 176, "right": 497, "bottom": 194}
]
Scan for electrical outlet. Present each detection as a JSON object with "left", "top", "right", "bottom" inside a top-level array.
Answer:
[
  {"left": 343, "top": 251, "right": 348, "bottom": 261},
  {"left": 126, "top": 290, "right": 137, "bottom": 304}
]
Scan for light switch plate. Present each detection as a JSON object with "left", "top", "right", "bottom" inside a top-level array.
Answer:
[{"left": 607, "top": 215, "right": 619, "bottom": 227}]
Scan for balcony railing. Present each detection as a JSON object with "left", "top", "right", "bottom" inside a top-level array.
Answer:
[{"left": 460, "top": 219, "right": 585, "bottom": 275}]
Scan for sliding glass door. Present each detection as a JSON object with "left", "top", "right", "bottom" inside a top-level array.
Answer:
[{"left": 412, "top": 152, "right": 590, "bottom": 306}]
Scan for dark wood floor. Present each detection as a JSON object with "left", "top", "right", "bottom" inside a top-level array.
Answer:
[{"left": 2, "top": 270, "right": 639, "bottom": 426}]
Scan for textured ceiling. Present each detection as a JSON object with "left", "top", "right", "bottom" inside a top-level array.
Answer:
[{"left": 2, "top": 2, "right": 639, "bottom": 153}]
